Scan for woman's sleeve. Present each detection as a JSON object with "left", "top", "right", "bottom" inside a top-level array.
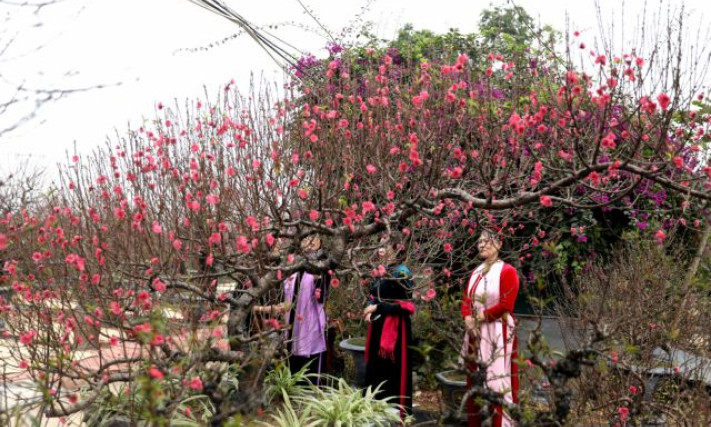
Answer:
[
  {"left": 482, "top": 264, "right": 519, "bottom": 322},
  {"left": 374, "top": 302, "right": 410, "bottom": 315}
]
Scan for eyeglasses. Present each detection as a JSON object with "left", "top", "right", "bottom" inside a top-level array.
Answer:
[{"left": 476, "top": 238, "right": 495, "bottom": 247}]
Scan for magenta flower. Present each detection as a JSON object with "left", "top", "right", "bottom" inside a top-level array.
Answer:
[
  {"left": 208, "top": 232, "right": 221, "bottom": 246},
  {"left": 206, "top": 194, "right": 219, "bottom": 205},
  {"left": 20, "top": 331, "right": 37, "bottom": 345},
  {"left": 188, "top": 376, "right": 204, "bottom": 391},
  {"left": 266, "top": 234, "right": 275, "bottom": 247},
  {"left": 148, "top": 367, "right": 164, "bottom": 380},
  {"left": 151, "top": 221, "right": 163, "bottom": 234},
  {"left": 657, "top": 93, "right": 671, "bottom": 111},
  {"left": 617, "top": 406, "right": 629, "bottom": 422},
  {"left": 236, "top": 236, "right": 251, "bottom": 254},
  {"left": 654, "top": 229, "right": 666, "bottom": 243}
]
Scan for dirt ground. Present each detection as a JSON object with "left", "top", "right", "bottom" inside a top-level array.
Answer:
[{"left": 414, "top": 388, "right": 443, "bottom": 412}]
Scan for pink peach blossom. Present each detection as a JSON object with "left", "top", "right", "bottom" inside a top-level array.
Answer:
[
  {"left": 654, "top": 229, "right": 666, "bottom": 243},
  {"left": 148, "top": 367, "right": 164, "bottom": 380},
  {"left": 657, "top": 93, "right": 671, "bottom": 111},
  {"left": 188, "top": 376, "right": 204, "bottom": 391}
]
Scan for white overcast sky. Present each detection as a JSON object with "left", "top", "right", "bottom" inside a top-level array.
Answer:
[{"left": 1, "top": 0, "right": 709, "bottom": 181}]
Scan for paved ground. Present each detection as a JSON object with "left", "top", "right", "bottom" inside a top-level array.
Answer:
[
  {"left": 412, "top": 408, "right": 463, "bottom": 426},
  {"left": 517, "top": 314, "right": 582, "bottom": 355}
]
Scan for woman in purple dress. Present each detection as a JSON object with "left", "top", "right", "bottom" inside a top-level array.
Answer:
[
  {"left": 253, "top": 235, "right": 328, "bottom": 379},
  {"left": 281, "top": 267, "right": 328, "bottom": 377}
]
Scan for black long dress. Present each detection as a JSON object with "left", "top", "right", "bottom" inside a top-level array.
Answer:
[{"left": 364, "top": 264, "right": 414, "bottom": 417}]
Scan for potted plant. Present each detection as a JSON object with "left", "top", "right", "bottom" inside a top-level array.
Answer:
[
  {"left": 435, "top": 369, "right": 467, "bottom": 423},
  {"left": 338, "top": 337, "right": 367, "bottom": 387}
]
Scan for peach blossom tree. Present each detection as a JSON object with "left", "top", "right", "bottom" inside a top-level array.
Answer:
[{"left": 1, "top": 12, "right": 710, "bottom": 425}]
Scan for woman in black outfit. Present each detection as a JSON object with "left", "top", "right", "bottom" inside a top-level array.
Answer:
[{"left": 363, "top": 242, "right": 415, "bottom": 419}]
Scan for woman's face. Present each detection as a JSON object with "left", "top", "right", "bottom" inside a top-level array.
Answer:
[
  {"left": 477, "top": 232, "right": 501, "bottom": 260},
  {"left": 301, "top": 236, "right": 322, "bottom": 253},
  {"left": 377, "top": 245, "right": 395, "bottom": 261}
]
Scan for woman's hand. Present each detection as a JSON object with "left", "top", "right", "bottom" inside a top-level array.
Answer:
[
  {"left": 464, "top": 315, "right": 477, "bottom": 334},
  {"left": 274, "top": 302, "right": 290, "bottom": 313},
  {"left": 363, "top": 304, "right": 377, "bottom": 322},
  {"left": 253, "top": 302, "right": 289, "bottom": 315},
  {"left": 363, "top": 304, "right": 377, "bottom": 315}
]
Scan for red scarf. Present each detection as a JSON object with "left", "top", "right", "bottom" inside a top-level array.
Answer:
[{"left": 366, "top": 301, "right": 415, "bottom": 362}]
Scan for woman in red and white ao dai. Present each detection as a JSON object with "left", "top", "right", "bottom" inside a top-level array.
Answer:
[{"left": 461, "top": 230, "right": 520, "bottom": 427}]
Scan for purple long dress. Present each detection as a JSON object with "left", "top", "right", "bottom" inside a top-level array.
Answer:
[{"left": 283, "top": 271, "right": 327, "bottom": 378}]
